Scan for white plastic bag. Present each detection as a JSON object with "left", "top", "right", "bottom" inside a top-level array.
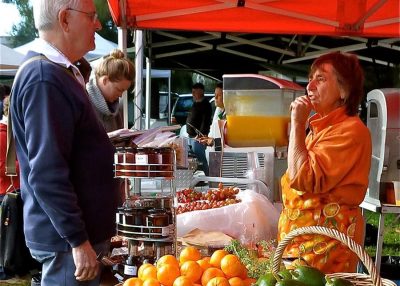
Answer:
[{"left": 177, "top": 189, "right": 279, "bottom": 244}]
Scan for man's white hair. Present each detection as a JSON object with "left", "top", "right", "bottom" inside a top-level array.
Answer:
[{"left": 32, "top": 0, "right": 80, "bottom": 31}]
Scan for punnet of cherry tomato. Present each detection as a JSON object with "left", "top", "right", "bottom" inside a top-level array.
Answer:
[{"left": 176, "top": 183, "right": 241, "bottom": 214}]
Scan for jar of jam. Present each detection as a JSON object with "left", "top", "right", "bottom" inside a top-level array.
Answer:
[
  {"left": 115, "top": 147, "right": 136, "bottom": 177},
  {"left": 147, "top": 147, "right": 160, "bottom": 177},
  {"left": 158, "top": 147, "right": 174, "bottom": 178},
  {"left": 124, "top": 147, "right": 137, "bottom": 177},
  {"left": 114, "top": 147, "right": 125, "bottom": 177},
  {"left": 142, "top": 241, "right": 155, "bottom": 263},
  {"left": 126, "top": 207, "right": 145, "bottom": 227},
  {"left": 146, "top": 208, "right": 169, "bottom": 237},
  {"left": 135, "top": 147, "right": 157, "bottom": 177}
]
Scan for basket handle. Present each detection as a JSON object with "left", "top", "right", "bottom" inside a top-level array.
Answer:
[{"left": 272, "top": 226, "right": 382, "bottom": 286}]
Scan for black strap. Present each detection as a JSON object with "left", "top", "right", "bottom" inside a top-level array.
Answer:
[
  {"left": 6, "top": 55, "right": 82, "bottom": 177},
  {"left": 5, "top": 55, "right": 46, "bottom": 176}
]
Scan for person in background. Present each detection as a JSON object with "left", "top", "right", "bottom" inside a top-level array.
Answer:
[
  {"left": 86, "top": 49, "right": 135, "bottom": 132},
  {"left": 186, "top": 82, "right": 212, "bottom": 175},
  {"left": 198, "top": 82, "right": 225, "bottom": 150},
  {"left": 76, "top": 57, "right": 92, "bottom": 84},
  {"left": 277, "top": 51, "right": 372, "bottom": 273},
  {"left": 0, "top": 84, "right": 5, "bottom": 118},
  {"left": 10, "top": 0, "right": 119, "bottom": 285},
  {"left": 0, "top": 96, "right": 20, "bottom": 201}
]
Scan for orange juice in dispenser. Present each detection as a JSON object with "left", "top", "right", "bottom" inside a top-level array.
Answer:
[{"left": 222, "top": 74, "right": 304, "bottom": 147}]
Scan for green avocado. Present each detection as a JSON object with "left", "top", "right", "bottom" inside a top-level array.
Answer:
[
  {"left": 291, "top": 266, "right": 326, "bottom": 286},
  {"left": 276, "top": 279, "right": 308, "bottom": 286},
  {"left": 256, "top": 273, "right": 277, "bottom": 286},
  {"left": 325, "top": 277, "right": 354, "bottom": 286},
  {"left": 278, "top": 269, "right": 292, "bottom": 280}
]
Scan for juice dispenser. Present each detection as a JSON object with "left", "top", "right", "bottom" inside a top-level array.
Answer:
[
  {"left": 223, "top": 74, "right": 304, "bottom": 147},
  {"left": 208, "top": 74, "right": 304, "bottom": 203}
]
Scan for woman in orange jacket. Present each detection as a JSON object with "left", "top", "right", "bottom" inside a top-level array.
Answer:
[{"left": 277, "top": 52, "right": 372, "bottom": 273}]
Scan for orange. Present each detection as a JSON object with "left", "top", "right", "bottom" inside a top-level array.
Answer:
[
  {"left": 238, "top": 265, "right": 247, "bottom": 280},
  {"left": 228, "top": 277, "right": 244, "bottom": 286},
  {"left": 206, "top": 277, "right": 230, "bottom": 286},
  {"left": 242, "top": 278, "right": 256, "bottom": 286},
  {"left": 220, "top": 254, "right": 243, "bottom": 278},
  {"left": 143, "top": 278, "right": 161, "bottom": 286},
  {"left": 180, "top": 261, "right": 203, "bottom": 283},
  {"left": 157, "top": 254, "right": 180, "bottom": 269},
  {"left": 201, "top": 267, "right": 225, "bottom": 286},
  {"left": 124, "top": 277, "right": 144, "bottom": 286},
  {"left": 173, "top": 276, "right": 195, "bottom": 286},
  {"left": 197, "top": 258, "right": 212, "bottom": 271},
  {"left": 138, "top": 263, "right": 154, "bottom": 279},
  {"left": 180, "top": 246, "right": 202, "bottom": 263},
  {"left": 209, "top": 250, "right": 229, "bottom": 268},
  {"left": 140, "top": 264, "right": 157, "bottom": 280},
  {"left": 157, "top": 264, "right": 181, "bottom": 286}
]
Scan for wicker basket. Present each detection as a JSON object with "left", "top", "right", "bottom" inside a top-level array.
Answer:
[{"left": 272, "top": 226, "right": 396, "bottom": 286}]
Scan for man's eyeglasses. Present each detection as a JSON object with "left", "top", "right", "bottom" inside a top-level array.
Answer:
[{"left": 66, "top": 8, "right": 98, "bottom": 23}]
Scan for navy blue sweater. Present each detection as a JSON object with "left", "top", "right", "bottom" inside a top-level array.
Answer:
[{"left": 11, "top": 53, "right": 119, "bottom": 252}]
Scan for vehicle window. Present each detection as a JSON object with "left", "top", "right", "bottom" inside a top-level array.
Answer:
[{"left": 176, "top": 97, "right": 193, "bottom": 112}]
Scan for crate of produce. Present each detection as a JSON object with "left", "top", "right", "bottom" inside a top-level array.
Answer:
[{"left": 272, "top": 226, "right": 396, "bottom": 286}]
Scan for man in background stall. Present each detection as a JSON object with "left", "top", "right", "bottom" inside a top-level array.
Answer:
[{"left": 186, "top": 82, "right": 213, "bottom": 175}]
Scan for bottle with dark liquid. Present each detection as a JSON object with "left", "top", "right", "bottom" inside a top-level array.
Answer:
[{"left": 123, "top": 255, "right": 138, "bottom": 279}]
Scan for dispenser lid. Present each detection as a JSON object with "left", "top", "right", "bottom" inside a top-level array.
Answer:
[{"left": 223, "top": 74, "right": 304, "bottom": 91}]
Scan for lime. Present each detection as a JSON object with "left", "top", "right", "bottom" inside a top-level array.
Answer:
[
  {"left": 256, "top": 273, "right": 276, "bottom": 286},
  {"left": 291, "top": 265, "right": 325, "bottom": 286}
]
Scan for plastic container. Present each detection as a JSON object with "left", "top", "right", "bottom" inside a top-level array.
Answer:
[{"left": 223, "top": 74, "right": 304, "bottom": 147}]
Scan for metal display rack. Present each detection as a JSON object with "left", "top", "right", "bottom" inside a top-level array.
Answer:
[{"left": 114, "top": 147, "right": 177, "bottom": 262}]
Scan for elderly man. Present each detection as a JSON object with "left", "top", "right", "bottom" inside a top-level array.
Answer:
[{"left": 10, "top": 1, "right": 119, "bottom": 285}]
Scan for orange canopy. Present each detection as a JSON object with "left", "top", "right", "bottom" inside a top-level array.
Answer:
[{"left": 107, "top": 0, "right": 399, "bottom": 37}]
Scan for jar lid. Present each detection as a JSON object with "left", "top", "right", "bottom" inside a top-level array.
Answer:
[
  {"left": 158, "top": 147, "right": 173, "bottom": 152},
  {"left": 148, "top": 208, "right": 166, "bottom": 213}
]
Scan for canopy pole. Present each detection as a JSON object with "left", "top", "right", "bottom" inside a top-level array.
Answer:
[
  {"left": 145, "top": 57, "right": 151, "bottom": 129},
  {"left": 134, "top": 30, "right": 144, "bottom": 130},
  {"left": 118, "top": 27, "right": 128, "bottom": 129},
  {"left": 117, "top": 0, "right": 129, "bottom": 129}
]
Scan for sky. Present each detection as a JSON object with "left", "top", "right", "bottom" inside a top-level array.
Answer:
[{"left": 0, "top": 3, "right": 21, "bottom": 37}]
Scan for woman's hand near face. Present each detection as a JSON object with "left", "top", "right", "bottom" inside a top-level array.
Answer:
[
  {"left": 290, "top": 95, "right": 313, "bottom": 127},
  {"left": 288, "top": 95, "right": 312, "bottom": 180}
]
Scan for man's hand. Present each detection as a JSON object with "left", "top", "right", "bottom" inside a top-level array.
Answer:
[
  {"left": 196, "top": 136, "right": 214, "bottom": 146},
  {"left": 72, "top": 240, "right": 99, "bottom": 281}
]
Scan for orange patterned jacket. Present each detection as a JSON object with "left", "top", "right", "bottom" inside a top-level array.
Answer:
[{"left": 277, "top": 107, "right": 372, "bottom": 273}]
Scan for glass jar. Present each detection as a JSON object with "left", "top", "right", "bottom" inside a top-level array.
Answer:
[
  {"left": 115, "top": 147, "right": 137, "bottom": 177},
  {"left": 123, "top": 255, "right": 139, "bottom": 279},
  {"left": 135, "top": 147, "right": 149, "bottom": 177},
  {"left": 124, "top": 147, "right": 137, "bottom": 177},
  {"left": 158, "top": 147, "right": 174, "bottom": 177},
  {"left": 142, "top": 241, "right": 155, "bottom": 263},
  {"left": 147, "top": 147, "right": 160, "bottom": 177},
  {"left": 146, "top": 208, "right": 169, "bottom": 237}
]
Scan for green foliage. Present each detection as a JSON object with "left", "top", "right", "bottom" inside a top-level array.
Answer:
[
  {"left": 7, "top": 0, "right": 118, "bottom": 47},
  {"left": 225, "top": 239, "right": 276, "bottom": 279},
  {"left": 94, "top": 0, "right": 118, "bottom": 43},
  {"left": 364, "top": 210, "right": 400, "bottom": 256},
  {"left": 8, "top": 0, "right": 37, "bottom": 47}
]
